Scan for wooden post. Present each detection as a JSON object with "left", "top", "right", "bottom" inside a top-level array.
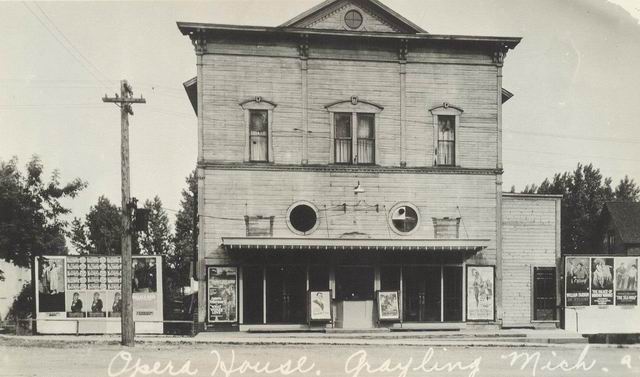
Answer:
[{"left": 103, "top": 80, "right": 146, "bottom": 346}]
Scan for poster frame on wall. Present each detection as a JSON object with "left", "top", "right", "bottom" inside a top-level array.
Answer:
[
  {"left": 465, "top": 265, "right": 495, "bottom": 322},
  {"left": 207, "top": 266, "right": 238, "bottom": 323},
  {"left": 376, "top": 290, "right": 401, "bottom": 322},
  {"left": 614, "top": 257, "right": 638, "bottom": 306},
  {"left": 590, "top": 257, "right": 615, "bottom": 306},
  {"left": 564, "top": 256, "right": 591, "bottom": 307},
  {"left": 308, "top": 290, "right": 332, "bottom": 323}
]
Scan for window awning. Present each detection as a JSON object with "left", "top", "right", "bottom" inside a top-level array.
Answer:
[{"left": 222, "top": 237, "right": 489, "bottom": 252}]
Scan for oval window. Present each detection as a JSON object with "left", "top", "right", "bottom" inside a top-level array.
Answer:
[
  {"left": 344, "top": 10, "right": 363, "bottom": 29},
  {"left": 287, "top": 202, "right": 319, "bottom": 235},
  {"left": 390, "top": 204, "right": 419, "bottom": 234}
]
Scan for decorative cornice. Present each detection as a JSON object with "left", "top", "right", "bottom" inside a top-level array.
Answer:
[
  {"left": 196, "top": 161, "right": 502, "bottom": 176},
  {"left": 398, "top": 38, "right": 408, "bottom": 61},
  {"left": 298, "top": 34, "right": 310, "bottom": 59},
  {"left": 190, "top": 31, "right": 208, "bottom": 55}
]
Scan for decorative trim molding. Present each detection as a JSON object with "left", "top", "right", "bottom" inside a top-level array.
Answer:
[
  {"left": 196, "top": 161, "right": 502, "bottom": 176},
  {"left": 324, "top": 98, "right": 384, "bottom": 112}
]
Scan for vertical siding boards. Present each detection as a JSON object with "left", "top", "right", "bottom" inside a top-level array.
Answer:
[
  {"left": 501, "top": 196, "right": 559, "bottom": 326},
  {"left": 201, "top": 168, "right": 497, "bottom": 263}
]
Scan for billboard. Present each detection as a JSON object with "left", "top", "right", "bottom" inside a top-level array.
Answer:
[
  {"left": 591, "top": 257, "right": 614, "bottom": 306},
  {"left": 207, "top": 266, "right": 237, "bottom": 323},
  {"left": 615, "top": 257, "right": 638, "bottom": 305},
  {"left": 35, "top": 255, "right": 163, "bottom": 334},
  {"left": 565, "top": 257, "right": 590, "bottom": 306},
  {"left": 466, "top": 265, "right": 495, "bottom": 321}
]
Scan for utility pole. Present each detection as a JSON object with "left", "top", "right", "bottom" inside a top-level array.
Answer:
[{"left": 103, "top": 80, "right": 145, "bottom": 346}]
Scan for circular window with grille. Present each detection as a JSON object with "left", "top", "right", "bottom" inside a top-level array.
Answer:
[
  {"left": 287, "top": 201, "right": 319, "bottom": 235},
  {"left": 344, "top": 10, "right": 363, "bottom": 29},
  {"left": 389, "top": 203, "right": 420, "bottom": 235}
]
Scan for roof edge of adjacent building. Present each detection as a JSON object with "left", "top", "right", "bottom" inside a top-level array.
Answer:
[{"left": 502, "top": 192, "right": 563, "bottom": 200}]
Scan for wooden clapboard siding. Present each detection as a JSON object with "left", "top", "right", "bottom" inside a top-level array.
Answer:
[
  {"left": 501, "top": 195, "right": 560, "bottom": 326},
  {"left": 200, "top": 168, "right": 497, "bottom": 263}
]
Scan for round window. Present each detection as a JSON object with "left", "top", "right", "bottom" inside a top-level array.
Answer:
[
  {"left": 287, "top": 202, "right": 319, "bottom": 235},
  {"left": 344, "top": 10, "right": 363, "bottom": 29},
  {"left": 389, "top": 203, "right": 419, "bottom": 234}
]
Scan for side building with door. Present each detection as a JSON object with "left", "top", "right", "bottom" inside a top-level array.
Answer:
[{"left": 178, "top": 0, "right": 561, "bottom": 331}]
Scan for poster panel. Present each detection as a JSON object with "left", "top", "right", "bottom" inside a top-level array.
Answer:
[
  {"left": 36, "top": 256, "right": 66, "bottom": 315},
  {"left": 132, "top": 256, "right": 162, "bottom": 320},
  {"left": 466, "top": 265, "right": 495, "bottom": 321},
  {"left": 377, "top": 291, "right": 400, "bottom": 321},
  {"left": 615, "top": 257, "right": 638, "bottom": 305},
  {"left": 565, "top": 257, "right": 590, "bottom": 306},
  {"left": 309, "top": 291, "right": 332, "bottom": 321},
  {"left": 65, "top": 290, "right": 87, "bottom": 318},
  {"left": 591, "top": 257, "right": 614, "bottom": 305},
  {"left": 207, "top": 266, "right": 238, "bottom": 323}
]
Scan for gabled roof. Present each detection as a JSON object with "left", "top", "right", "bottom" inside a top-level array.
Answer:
[
  {"left": 279, "top": 0, "right": 426, "bottom": 33},
  {"left": 605, "top": 202, "right": 640, "bottom": 244},
  {"left": 183, "top": 77, "right": 197, "bottom": 114}
]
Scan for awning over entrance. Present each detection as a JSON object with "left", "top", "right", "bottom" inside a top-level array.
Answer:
[{"left": 222, "top": 237, "right": 489, "bottom": 252}]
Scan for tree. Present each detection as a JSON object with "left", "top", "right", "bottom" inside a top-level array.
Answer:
[
  {"left": 172, "top": 170, "right": 198, "bottom": 289},
  {"left": 522, "top": 163, "right": 638, "bottom": 255},
  {"left": 138, "top": 196, "right": 172, "bottom": 256},
  {"left": 0, "top": 156, "right": 86, "bottom": 275},
  {"left": 614, "top": 175, "right": 640, "bottom": 202},
  {"left": 71, "top": 196, "right": 140, "bottom": 255}
]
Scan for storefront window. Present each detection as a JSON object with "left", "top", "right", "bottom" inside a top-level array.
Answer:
[
  {"left": 443, "top": 266, "right": 463, "bottom": 322},
  {"left": 335, "top": 266, "right": 374, "bottom": 301},
  {"left": 309, "top": 265, "right": 330, "bottom": 291},
  {"left": 380, "top": 266, "right": 401, "bottom": 291},
  {"left": 242, "top": 266, "right": 263, "bottom": 324}
]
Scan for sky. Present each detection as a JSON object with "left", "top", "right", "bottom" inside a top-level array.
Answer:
[{"left": 1, "top": 0, "right": 639, "bottom": 237}]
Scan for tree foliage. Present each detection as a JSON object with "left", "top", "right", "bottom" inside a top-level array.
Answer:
[
  {"left": 522, "top": 163, "right": 639, "bottom": 254},
  {"left": 0, "top": 156, "right": 86, "bottom": 272},
  {"left": 138, "top": 196, "right": 172, "bottom": 256},
  {"left": 171, "top": 170, "right": 198, "bottom": 289}
]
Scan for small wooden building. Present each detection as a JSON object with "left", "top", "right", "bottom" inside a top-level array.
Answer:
[{"left": 178, "top": 0, "right": 561, "bottom": 331}]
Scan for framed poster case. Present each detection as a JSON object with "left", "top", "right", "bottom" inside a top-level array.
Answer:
[
  {"left": 308, "top": 290, "right": 332, "bottom": 323},
  {"left": 207, "top": 266, "right": 238, "bottom": 323},
  {"left": 376, "top": 290, "right": 401, "bottom": 322},
  {"left": 465, "top": 265, "right": 495, "bottom": 321}
]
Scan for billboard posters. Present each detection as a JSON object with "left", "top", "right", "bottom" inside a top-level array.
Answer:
[
  {"left": 591, "top": 257, "right": 614, "bottom": 305},
  {"left": 466, "top": 265, "right": 495, "bottom": 321},
  {"left": 309, "top": 291, "right": 332, "bottom": 321},
  {"left": 615, "top": 257, "right": 638, "bottom": 305},
  {"left": 37, "top": 256, "right": 66, "bottom": 313},
  {"left": 132, "top": 256, "right": 162, "bottom": 320},
  {"left": 65, "top": 290, "right": 87, "bottom": 318},
  {"left": 86, "top": 290, "right": 107, "bottom": 317},
  {"left": 107, "top": 290, "right": 122, "bottom": 317},
  {"left": 377, "top": 291, "right": 400, "bottom": 321},
  {"left": 565, "top": 257, "right": 591, "bottom": 306},
  {"left": 207, "top": 266, "right": 238, "bottom": 323}
]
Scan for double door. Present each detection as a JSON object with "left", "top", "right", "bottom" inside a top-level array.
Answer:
[{"left": 403, "top": 266, "right": 462, "bottom": 322}]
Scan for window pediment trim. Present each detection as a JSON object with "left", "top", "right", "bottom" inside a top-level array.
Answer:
[
  {"left": 239, "top": 97, "right": 277, "bottom": 110},
  {"left": 429, "top": 103, "right": 464, "bottom": 115},
  {"left": 325, "top": 98, "right": 384, "bottom": 113}
]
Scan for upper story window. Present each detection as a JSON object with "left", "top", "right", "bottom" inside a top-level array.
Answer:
[
  {"left": 249, "top": 110, "right": 268, "bottom": 161},
  {"left": 240, "top": 97, "right": 276, "bottom": 163},
  {"left": 344, "top": 10, "right": 363, "bottom": 29},
  {"left": 429, "top": 103, "right": 463, "bottom": 167},
  {"left": 326, "top": 97, "right": 383, "bottom": 165},
  {"left": 334, "top": 112, "right": 375, "bottom": 164}
]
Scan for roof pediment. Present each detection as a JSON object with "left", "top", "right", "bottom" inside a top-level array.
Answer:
[{"left": 280, "top": 0, "right": 426, "bottom": 34}]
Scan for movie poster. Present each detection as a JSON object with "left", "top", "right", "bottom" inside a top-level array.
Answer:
[
  {"left": 615, "top": 257, "right": 638, "bottom": 305},
  {"left": 377, "top": 291, "right": 400, "bottom": 321},
  {"left": 65, "top": 290, "right": 87, "bottom": 318},
  {"left": 309, "top": 291, "right": 331, "bottom": 321},
  {"left": 207, "top": 266, "right": 238, "bottom": 323},
  {"left": 466, "top": 265, "right": 495, "bottom": 321},
  {"left": 132, "top": 256, "right": 161, "bottom": 319},
  {"left": 37, "top": 256, "right": 66, "bottom": 313},
  {"left": 565, "top": 257, "right": 590, "bottom": 306},
  {"left": 591, "top": 257, "right": 614, "bottom": 305}
]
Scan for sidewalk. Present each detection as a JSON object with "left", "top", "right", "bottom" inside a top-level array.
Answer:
[{"left": 0, "top": 328, "right": 600, "bottom": 348}]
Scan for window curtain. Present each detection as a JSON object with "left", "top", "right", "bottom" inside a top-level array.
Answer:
[
  {"left": 437, "top": 115, "right": 455, "bottom": 165},
  {"left": 357, "top": 114, "right": 375, "bottom": 164},
  {"left": 334, "top": 113, "right": 352, "bottom": 163},
  {"left": 250, "top": 110, "right": 268, "bottom": 161}
]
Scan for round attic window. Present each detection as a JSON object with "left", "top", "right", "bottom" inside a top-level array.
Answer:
[
  {"left": 389, "top": 203, "right": 420, "bottom": 235},
  {"left": 287, "top": 201, "right": 319, "bottom": 235},
  {"left": 344, "top": 10, "right": 363, "bottom": 29}
]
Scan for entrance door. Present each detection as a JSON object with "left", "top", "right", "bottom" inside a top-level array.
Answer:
[
  {"left": 265, "top": 265, "right": 306, "bottom": 324},
  {"left": 403, "top": 266, "right": 441, "bottom": 322}
]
